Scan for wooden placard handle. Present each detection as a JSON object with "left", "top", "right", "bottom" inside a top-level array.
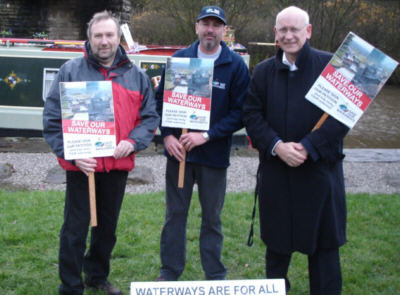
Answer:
[
  {"left": 178, "top": 128, "right": 188, "bottom": 188},
  {"left": 312, "top": 112, "right": 329, "bottom": 131},
  {"left": 88, "top": 171, "right": 97, "bottom": 227}
]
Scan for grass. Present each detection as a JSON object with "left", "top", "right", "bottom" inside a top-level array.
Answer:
[{"left": 0, "top": 190, "right": 399, "bottom": 294}]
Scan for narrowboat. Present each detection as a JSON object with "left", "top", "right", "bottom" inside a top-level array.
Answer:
[{"left": 0, "top": 37, "right": 250, "bottom": 136}]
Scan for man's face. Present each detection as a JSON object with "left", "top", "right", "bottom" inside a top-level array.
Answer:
[
  {"left": 195, "top": 17, "right": 226, "bottom": 54},
  {"left": 274, "top": 11, "right": 312, "bottom": 62},
  {"left": 89, "top": 18, "right": 120, "bottom": 67}
]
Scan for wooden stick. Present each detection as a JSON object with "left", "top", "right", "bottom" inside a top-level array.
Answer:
[
  {"left": 312, "top": 112, "right": 329, "bottom": 131},
  {"left": 88, "top": 171, "right": 97, "bottom": 227},
  {"left": 178, "top": 128, "right": 188, "bottom": 188}
]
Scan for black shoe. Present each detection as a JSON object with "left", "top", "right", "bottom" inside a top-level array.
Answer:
[{"left": 85, "top": 280, "right": 122, "bottom": 295}]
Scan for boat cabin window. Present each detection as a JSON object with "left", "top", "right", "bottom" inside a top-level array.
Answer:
[{"left": 42, "top": 68, "right": 59, "bottom": 101}]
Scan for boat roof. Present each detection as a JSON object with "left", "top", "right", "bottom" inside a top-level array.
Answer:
[{"left": 0, "top": 38, "right": 248, "bottom": 56}]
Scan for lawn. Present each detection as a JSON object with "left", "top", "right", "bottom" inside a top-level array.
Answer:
[{"left": 0, "top": 190, "right": 399, "bottom": 294}]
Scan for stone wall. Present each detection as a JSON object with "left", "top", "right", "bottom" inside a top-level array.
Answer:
[
  {"left": 0, "top": 0, "right": 46, "bottom": 38},
  {"left": 0, "top": 0, "right": 132, "bottom": 40},
  {"left": 46, "top": 1, "right": 81, "bottom": 40}
]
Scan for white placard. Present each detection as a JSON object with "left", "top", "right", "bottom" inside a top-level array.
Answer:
[
  {"left": 60, "top": 81, "right": 116, "bottom": 160},
  {"left": 161, "top": 57, "right": 214, "bottom": 131},
  {"left": 306, "top": 32, "right": 398, "bottom": 128}
]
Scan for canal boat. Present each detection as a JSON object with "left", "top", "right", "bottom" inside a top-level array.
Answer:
[{"left": 0, "top": 37, "right": 249, "bottom": 136}]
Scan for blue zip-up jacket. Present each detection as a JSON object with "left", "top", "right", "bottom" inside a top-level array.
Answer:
[{"left": 156, "top": 40, "right": 250, "bottom": 168}]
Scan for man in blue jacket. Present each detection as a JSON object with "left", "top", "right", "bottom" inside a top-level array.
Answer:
[
  {"left": 155, "top": 6, "right": 250, "bottom": 281},
  {"left": 243, "top": 6, "right": 349, "bottom": 294}
]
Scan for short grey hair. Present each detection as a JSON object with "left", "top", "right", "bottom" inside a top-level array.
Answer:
[
  {"left": 275, "top": 6, "right": 310, "bottom": 27},
  {"left": 87, "top": 10, "right": 122, "bottom": 39}
]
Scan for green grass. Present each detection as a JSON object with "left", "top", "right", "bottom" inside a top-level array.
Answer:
[{"left": 0, "top": 190, "right": 399, "bottom": 294}]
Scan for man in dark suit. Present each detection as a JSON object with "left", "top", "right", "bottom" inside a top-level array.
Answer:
[{"left": 243, "top": 6, "right": 349, "bottom": 294}]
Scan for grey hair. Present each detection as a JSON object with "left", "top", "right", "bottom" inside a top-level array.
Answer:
[
  {"left": 275, "top": 6, "right": 310, "bottom": 26},
  {"left": 86, "top": 10, "right": 122, "bottom": 39}
]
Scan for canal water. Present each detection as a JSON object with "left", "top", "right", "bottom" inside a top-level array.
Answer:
[{"left": 344, "top": 85, "right": 400, "bottom": 148}]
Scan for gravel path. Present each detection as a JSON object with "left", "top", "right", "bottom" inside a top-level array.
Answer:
[{"left": 1, "top": 149, "right": 399, "bottom": 195}]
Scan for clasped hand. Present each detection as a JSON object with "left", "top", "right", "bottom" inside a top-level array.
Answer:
[
  {"left": 164, "top": 132, "right": 207, "bottom": 162},
  {"left": 275, "top": 141, "right": 308, "bottom": 167}
]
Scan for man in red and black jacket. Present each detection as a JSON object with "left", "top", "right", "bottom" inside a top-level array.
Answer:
[{"left": 43, "top": 11, "right": 159, "bottom": 295}]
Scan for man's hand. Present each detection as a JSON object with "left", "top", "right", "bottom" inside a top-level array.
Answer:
[
  {"left": 75, "top": 158, "right": 97, "bottom": 176},
  {"left": 164, "top": 135, "right": 185, "bottom": 162},
  {"left": 179, "top": 132, "right": 207, "bottom": 152},
  {"left": 275, "top": 141, "right": 308, "bottom": 167},
  {"left": 113, "top": 140, "right": 134, "bottom": 159}
]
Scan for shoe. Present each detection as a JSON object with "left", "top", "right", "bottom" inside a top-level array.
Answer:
[
  {"left": 155, "top": 275, "right": 167, "bottom": 281},
  {"left": 85, "top": 280, "right": 122, "bottom": 295}
]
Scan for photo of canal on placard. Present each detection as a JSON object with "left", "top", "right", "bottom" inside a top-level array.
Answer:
[{"left": 344, "top": 85, "right": 400, "bottom": 148}]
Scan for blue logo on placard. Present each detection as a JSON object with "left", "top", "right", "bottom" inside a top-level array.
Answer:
[{"left": 339, "top": 104, "right": 348, "bottom": 112}]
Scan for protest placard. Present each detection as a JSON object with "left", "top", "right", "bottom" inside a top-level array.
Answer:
[
  {"left": 60, "top": 81, "right": 116, "bottom": 160},
  {"left": 161, "top": 57, "right": 214, "bottom": 131},
  {"left": 306, "top": 32, "right": 398, "bottom": 129}
]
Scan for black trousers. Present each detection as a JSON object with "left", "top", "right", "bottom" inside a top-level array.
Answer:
[
  {"left": 160, "top": 159, "right": 227, "bottom": 280},
  {"left": 266, "top": 247, "right": 342, "bottom": 294},
  {"left": 59, "top": 170, "right": 128, "bottom": 295}
]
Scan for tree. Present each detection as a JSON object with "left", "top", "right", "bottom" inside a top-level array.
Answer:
[
  {"left": 131, "top": 0, "right": 266, "bottom": 45},
  {"left": 131, "top": 0, "right": 399, "bottom": 82}
]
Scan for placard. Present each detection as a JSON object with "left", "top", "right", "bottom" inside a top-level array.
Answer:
[
  {"left": 305, "top": 32, "right": 398, "bottom": 128},
  {"left": 161, "top": 57, "right": 214, "bottom": 131},
  {"left": 60, "top": 81, "right": 116, "bottom": 160}
]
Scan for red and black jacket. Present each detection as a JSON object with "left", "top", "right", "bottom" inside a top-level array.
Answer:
[{"left": 43, "top": 41, "right": 159, "bottom": 172}]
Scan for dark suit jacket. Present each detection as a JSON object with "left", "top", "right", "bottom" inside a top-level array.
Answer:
[{"left": 243, "top": 41, "right": 349, "bottom": 255}]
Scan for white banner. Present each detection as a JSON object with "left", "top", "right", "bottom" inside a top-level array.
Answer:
[{"left": 131, "top": 279, "right": 286, "bottom": 295}]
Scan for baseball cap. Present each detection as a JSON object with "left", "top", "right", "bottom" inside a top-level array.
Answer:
[{"left": 197, "top": 6, "right": 226, "bottom": 24}]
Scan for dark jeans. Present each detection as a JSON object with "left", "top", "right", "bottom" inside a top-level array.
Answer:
[
  {"left": 159, "top": 159, "right": 227, "bottom": 280},
  {"left": 59, "top": 170, "right": 128, "bottom": 295},
  {"left": 266, "top": 247, "right": 342, "bottom": 294}
]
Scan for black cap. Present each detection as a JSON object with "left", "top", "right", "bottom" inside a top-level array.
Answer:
[{"left": 197, "top": 6, "right": 226, "bottom": 24}]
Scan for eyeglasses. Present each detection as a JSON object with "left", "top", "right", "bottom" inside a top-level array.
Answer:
[{"left": 276, "top": 24, "right": 307, "bottom": 35}]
